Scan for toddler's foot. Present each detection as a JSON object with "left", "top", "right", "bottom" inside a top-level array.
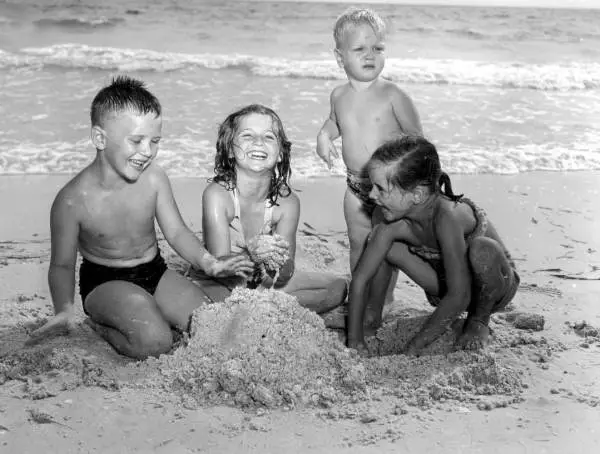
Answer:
[
  {"left": 456, "top": 318, "right": 491, "bottom": 351},
  {"left": 363, "top": 309, "right": 382, "bottom": 337}
]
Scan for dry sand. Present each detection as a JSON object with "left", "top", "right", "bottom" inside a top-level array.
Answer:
[{"left": 1, "top": 172, "right": 600, "bottom": 453}]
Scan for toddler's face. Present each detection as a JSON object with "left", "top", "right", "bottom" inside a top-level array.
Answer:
[
  {"left": 233, "top": 113, "right": 281, "bottom": 173},
  {"left": 335, "top": 23, "right": 385, "bottom": 83},
  {"left": 98, "top": 110, "right": 162, "bottom": 182}
]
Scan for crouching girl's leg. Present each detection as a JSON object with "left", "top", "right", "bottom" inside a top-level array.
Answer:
[{"left": 457, "top": 236, "right": 519, "bottom": 351}]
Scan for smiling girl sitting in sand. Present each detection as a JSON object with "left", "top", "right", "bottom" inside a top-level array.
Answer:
[
  {"left": 198, "top": 104, "right": 348, "bottom": 316},
  {"left": 347, "top": 136, "right": 520, "bottom": 356}
]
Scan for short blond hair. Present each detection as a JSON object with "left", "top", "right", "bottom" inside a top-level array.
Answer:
[{"left": 333, "top": 7, "right": 386, "bottom": 49}]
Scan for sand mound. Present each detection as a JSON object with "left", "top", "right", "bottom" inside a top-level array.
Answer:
[
  {"left": 146, "top": 288, "right": 366, "bottom": 409},
  {"left": 137, "top": 288, "right": 529, "bottom": 413},
  {"left": 365, "top": 351, "right": 524, "bottom": 410}
]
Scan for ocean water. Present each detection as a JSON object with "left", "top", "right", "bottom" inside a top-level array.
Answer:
[{"left": 1, "top": 0, "right": 599, "bottom": 179}]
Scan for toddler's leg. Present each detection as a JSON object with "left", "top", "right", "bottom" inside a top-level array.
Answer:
[
  {"left": 371, "top": 207, "right": 399, "bottom": 305},
  {"left": 457, "top": 237, "right": 516, "bottom": 351},
  {"left": 84, "top": 281, "right": 173, "bottom": 360},
  {"left": 343, "top": 188, "right": 373, "bottom": 272}
]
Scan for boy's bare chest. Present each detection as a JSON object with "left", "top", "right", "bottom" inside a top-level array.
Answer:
[{"left": 80, "top": 187, "right": 156, "bottom": 238}]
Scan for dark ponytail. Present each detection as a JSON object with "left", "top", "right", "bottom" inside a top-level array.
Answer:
[{"left": 438, "top": 172, "right": 463, "bottom": 202}]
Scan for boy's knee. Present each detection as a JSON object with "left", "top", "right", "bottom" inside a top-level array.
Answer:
[{"left": 130, "top": 323, "right": 173, "bottom": 359}]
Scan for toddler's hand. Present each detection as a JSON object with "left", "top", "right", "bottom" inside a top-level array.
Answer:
[
  {"left": 316, "top": 133, "right": 339, "bottom": 170},
  {"left": 205, "top": 253, "right": 254, "bottom": 279}
]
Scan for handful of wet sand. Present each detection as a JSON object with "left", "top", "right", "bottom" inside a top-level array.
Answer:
[{"left": 247, "top": 234, "right": 290, "bottom": 272}]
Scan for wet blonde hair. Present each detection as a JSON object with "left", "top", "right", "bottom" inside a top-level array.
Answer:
[{"left": 333, "top": 7, "right": 386, "bottom": 49}]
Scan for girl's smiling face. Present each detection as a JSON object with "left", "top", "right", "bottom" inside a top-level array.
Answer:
[
  {"left": 368, "top": 162, "right": 415, "bottom": 221},
  {"left": 233, "top": 113, "right": 280, "bottom": 172}
]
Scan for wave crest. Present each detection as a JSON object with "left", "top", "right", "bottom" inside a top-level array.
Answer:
[{"left": 1, "top": 44, "right": 598, "bottom": 91}]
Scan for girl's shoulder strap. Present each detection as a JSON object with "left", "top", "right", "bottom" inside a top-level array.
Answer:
[
  {"left": 231, "top": 188, "right": 241, "bottom": 218},
  {"left": 263, "top": 199, "right": 274, "bottom": 233}
]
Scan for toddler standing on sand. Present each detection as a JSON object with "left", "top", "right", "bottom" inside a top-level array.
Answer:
[
  {"left": 347, "top": 136, "right": 520, "bottom": 356},
  {"left": 28, "top": 76, "right": 253, "bottom": 359},
  {"left": 316, "top": 7, "right": 423, "bottom": 301}
]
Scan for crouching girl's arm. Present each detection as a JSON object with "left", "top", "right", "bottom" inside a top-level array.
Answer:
[{"left": 347, "top": 223, "right": 395, "bottom": 351}]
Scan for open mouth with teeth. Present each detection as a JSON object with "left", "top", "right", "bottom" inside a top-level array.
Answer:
[
  {"left": 129, "top": 158, "right": 150, "bottom": 170},
  {"left": 248, "top": 150, "right": 268, "bottom": 160}
]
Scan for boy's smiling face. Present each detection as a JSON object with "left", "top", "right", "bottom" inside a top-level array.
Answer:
[
  {"left": 93, "top": 110, "right": 162, "bottom": 182},
  {"left": 335, "top": 23, "right": 386, "bottom": 83}
]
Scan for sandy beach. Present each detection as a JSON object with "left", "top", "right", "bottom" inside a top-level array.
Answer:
[{"left": 1, "top": 171, "right": 599, "bottom": 453}]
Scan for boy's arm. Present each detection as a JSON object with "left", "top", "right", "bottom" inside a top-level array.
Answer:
[
  {"left": 28, "top": 189, "right": 79, "bottom": 342},
  {"left": 154, "top": 168, "right": 253, "bottom": 278},
  {"left": 48, "top": 191, "right": 79, "bottom": 315},
  {"left": 347, "top": 223, "right": 395, "bottom": 349},
  {"left": 391, "top": 86, "right": 424, "bottom": 137},
  {"left": 269, "top": 192, "right": 300, "bottom": 288},
  {"left": 404, "top": 211, "right": 471, "bottom": 354},
  {"left": 319, "top": 90, "right": 341, "bottom": 140}
]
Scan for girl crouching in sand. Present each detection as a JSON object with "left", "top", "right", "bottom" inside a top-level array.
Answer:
[
  {"left": 199, "top": 104, "right": 348, "bottom": 317},
  {"left": 347, "top": 136, "right": 520, "bottom": 356}
]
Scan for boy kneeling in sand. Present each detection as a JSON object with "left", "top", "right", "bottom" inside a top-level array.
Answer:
[{"left": 28, "top": 76, "right": 253, "bottom": 359}]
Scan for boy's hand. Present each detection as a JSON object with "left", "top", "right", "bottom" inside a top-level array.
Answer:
[
  {"left": 27, "top": 309, "right": 77, "bottom": 345},
  {"left": 205, "top": 254, "right": 254, "bottom": 279},
  {"left": 316, "top": 133, "right": 339, "bottom": 170}
]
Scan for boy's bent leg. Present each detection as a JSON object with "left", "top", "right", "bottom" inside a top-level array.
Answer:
[
  {"left": 84, "top": 281, "right": 173, "bottom": 360},
  {"left": 153, "top": 270, "right": 213, "bottom": 331},
  {"left": 457, "top": 237, "right": 516, "bottom": 351}
]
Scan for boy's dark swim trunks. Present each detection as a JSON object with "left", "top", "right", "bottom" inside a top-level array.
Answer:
[{"left": 79, "top": 251, "right": 168, "bottom": 313}]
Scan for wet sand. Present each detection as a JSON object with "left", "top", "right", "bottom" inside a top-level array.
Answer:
[{"left": 1, "top": 171, "right": 599, "bottom": 453}]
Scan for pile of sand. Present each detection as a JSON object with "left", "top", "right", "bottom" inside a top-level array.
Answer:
[
  {"left": 145, "top": 287, "right": 366, "bottom": 410},
  {"left": 137, "top": 288, "right": 527, "bottom": 413}
]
